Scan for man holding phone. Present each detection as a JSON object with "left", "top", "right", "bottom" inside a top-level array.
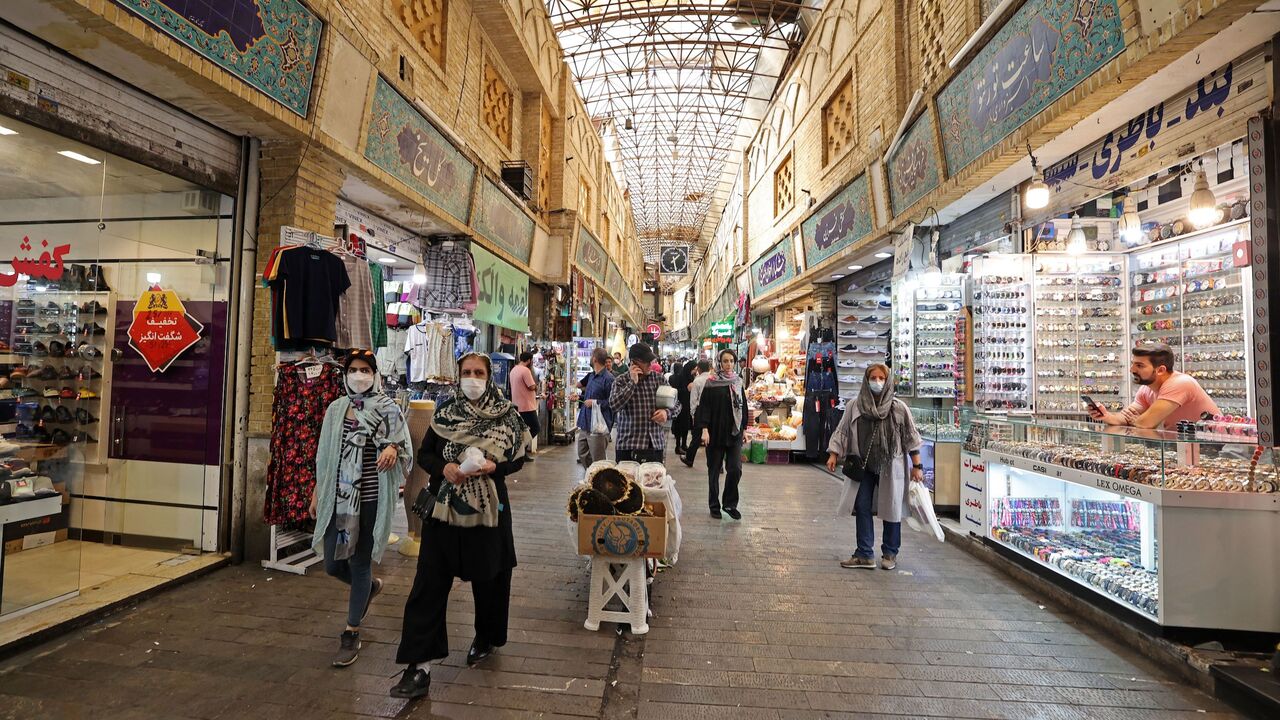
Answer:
[
  {"left": 608, "top": 343, "right": 681, "bottom": 462},
  {"left": 1087, "top": 342, "right": 1219, "bottom": 430}
]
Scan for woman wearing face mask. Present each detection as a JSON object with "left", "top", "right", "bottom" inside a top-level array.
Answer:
[
  {"left": 309, "top": 349, "right": 412, "bottom": 668},
  {"left": 391, "top": 352, "right": 531, "bottom": 699},
  {"left": 694, "top": 349, "right": 749, "bottom": 519},
  {"left": 825, "top": 363, "right": 923, "bottom": 571}
]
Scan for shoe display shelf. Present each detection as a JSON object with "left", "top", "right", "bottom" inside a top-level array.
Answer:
[{"left": 835, "top": 282, "right": 892, "bottom": 399}]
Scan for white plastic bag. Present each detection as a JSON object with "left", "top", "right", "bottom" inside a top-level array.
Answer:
[
  {"left": 907, "top": 483, "right": 945, "bottom": 542},
  {"left": 591, "top": 402, "right": 609, "bottom": 435},
  {"left": 835, "top": 478, "right": 857, "bottom": 517},
  {"left": 458, "top": 447, "right": 487, "bottom": 475}
]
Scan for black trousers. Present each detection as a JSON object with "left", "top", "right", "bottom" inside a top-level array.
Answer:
[
  {"left": 705, "top": 441, "right": 743, "bottom": 511},
  {"left": 803, "top": 392, "right": 835, "bottom": 459},
  {"left": 683, "top": 432, "right": 702, "bottom": 464},
  {"left": 396, "top": 562, "right": 513, "bottom": 665}
]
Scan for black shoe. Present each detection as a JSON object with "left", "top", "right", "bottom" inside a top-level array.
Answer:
[
  {"left": 362, "top": 578, "right": 383, "bottom": 623},
  {"left": 710, "top": 508, "right": 722, "bottom": 519},
  {"left": 332, "top": 630, "right": 360, "bottom": 667},
  {"left": 466, "top": 638, "right": 494, "bottom": 666},
  {"left": 54, "top": 406, "right": 74, "bottom": 424},
  {"left": 680, "top": 456, "right": 694, "bottom": 468},
  {"left": 389, "top": 666, "right": 430, "bottom": 698},
  {"left": 724, "top": 508, "right": 742, "bottom": 520}
]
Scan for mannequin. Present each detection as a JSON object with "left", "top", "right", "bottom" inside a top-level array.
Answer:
[{"left": 399, "top": 398, "right": 434, "bottom": 557}]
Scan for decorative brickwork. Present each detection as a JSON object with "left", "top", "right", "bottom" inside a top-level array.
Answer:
[
  {"left": 481, "top": 58, "right": 514, "bottom": 148},
  {"left": 773, "top": 153, "right": 794, "bottom": 217},
  {"left": 538, "top": 101, "right": 553, "bottom": 214},
  {"left": 396, "top": 0, "right": 447, "bottom": 70},
  {"left": 920, "top": 0, "right": 946, "bottom": 90},
  {"left": 822, "top": 73, "right": 856, "bottom": 166}
]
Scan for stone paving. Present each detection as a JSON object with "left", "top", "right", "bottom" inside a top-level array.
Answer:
[{"left": 0, "top": 446, "right": 1237, "bottom": 719}]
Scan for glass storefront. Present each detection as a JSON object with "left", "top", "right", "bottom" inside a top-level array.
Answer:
[{"left": 0, "top": 114, "right": 231, "bottom": 620}]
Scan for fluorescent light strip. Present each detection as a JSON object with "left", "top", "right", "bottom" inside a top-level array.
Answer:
[{"left": 58, "top": 150, "right": 101, "bottom": 165}]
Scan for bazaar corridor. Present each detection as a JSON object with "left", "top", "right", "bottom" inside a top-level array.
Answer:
[{"left": 0, "top": 447, "right": 1232, "bottom": 720}]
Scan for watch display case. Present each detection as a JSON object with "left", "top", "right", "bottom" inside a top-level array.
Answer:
[
  {"left": 971, "top": 416, "right": 1280, "bottom": 632},
  {"left": 1127, "top": 221, "right": 1252, "bottom": 417},
  {"left": 971, "top": 255, "right": 1034, "bottom": 413},
  {"left": 836, "top": 282, "right": 892, "bottom": 396},
  {"left": 1032, "top": 255, "right": 1128, "bottom": 416}
]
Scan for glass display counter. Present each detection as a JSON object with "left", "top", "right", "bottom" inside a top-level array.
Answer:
[
  {"left": 968, "top": 416, "right": 1280, "bottom": 632},
  {"left": 909, "top": 406, "right": 967, "bottom": 509}
]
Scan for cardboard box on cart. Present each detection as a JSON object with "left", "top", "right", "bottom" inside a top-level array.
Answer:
[{"left": 577, "top": 503, "right": 668, "bottom": 559}]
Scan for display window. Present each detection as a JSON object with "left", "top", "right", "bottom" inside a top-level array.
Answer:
[{"left": 0, "top": 114, "right": 232, "bottom": 623}]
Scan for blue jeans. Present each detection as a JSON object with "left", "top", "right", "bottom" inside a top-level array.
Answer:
[
  {"left": 323, "top": 500, "right": 377, "bottom": 628},
  {"left": 854, "top": 470, "right": 901, "bottom": 559}
]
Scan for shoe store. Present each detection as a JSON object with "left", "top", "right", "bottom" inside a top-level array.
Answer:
[{"left": 0, "top": 26, "right": 242, "bottom": 641}]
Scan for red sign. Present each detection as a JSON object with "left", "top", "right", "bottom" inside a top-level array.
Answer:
[
  {"left": 127, "top": 288, "right": 203, "bottom": 372},
  {"left": 646, "top": 322, "right": 662, "bottom": 340}
]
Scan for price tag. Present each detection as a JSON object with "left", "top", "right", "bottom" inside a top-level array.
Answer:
[{"left": 304, "top": 364, "right": 322, "bottom": 379}]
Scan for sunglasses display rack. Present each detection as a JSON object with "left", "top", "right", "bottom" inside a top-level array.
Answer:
[
  {"left": 970, "top": 256, "right": 1034, "bottom": 414},
  {"left": 911, "top": 279, "right": 966, "bottom": 400},
  {"left": 1032, "top": 256, "right": 1129, "bottom": 416},
  {"left": 835, "top": 282, "right": 892, "bottom": 395},
  {"left": 1127, "top": 225, "right": 1252, "bottom": 418},
  {"left": 891, "top": 284, "right": 913, "bottom": 396},
  {"left": 9, "top": 283, "right": 113, "bottom": 463}
]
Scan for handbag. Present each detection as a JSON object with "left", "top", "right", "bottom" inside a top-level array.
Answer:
[
  {"left": 410, "top": 486, "right": 436, "bottom": 521},
  {"left": 841, "top": 419, "right": 882, "bottom": 480}
]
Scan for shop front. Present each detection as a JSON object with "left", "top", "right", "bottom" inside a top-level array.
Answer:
[{"left": 0, "top": 32, "right": 245, "bottom": 640}]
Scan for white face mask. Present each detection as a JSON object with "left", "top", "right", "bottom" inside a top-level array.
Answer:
[
  {"left": 868, "top": 380, "right": 885, "bottom": 394},
  {"left": 460, "top": 378, "right": 487, "bottom": 400},
  {"left": 347, "top": 372, "right": 375, "bottom": 394}
]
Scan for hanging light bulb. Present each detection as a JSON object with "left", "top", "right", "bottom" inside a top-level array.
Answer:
[
  {"left": 1065, "top": 214, "right": 1088, "bottom": 255},
  {"left": 413, "top": 261, "right": 427, "bottom": 284},
  {"left": 1187, "top": 168, "right": 1219, "bottom": 229},
  {"left": 1118, "top": 204, "right": 1144, "bottom": 245},
  {"left": 1025, "top": 169, "right": 1050, "bottom": 209}
]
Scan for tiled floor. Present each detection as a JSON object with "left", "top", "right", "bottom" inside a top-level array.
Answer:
[{"left": 0, "top": 446, "right": 1237, "bottom": 718}]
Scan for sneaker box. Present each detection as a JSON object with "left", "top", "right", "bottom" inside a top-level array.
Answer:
[{"left": 577, "top": 502, "right": 667, "bottom": 559}]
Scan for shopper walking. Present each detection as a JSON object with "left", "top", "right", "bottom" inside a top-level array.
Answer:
[
  {"left": 576, "top": 348, "right": 615, "bottom": 467},
  {"left": 695, "top": 349, "right": 748, "bottom": 519},
  {"left": 825, "top": 363, "right": 923, "bottom": 570},
  {"left": 391, "top": 352, "right": 531, "bottom": 699},
  {"left": 510, "top": 351, "right": 539, "bottom": 455},
  {"left": 609, "top": 343, "right": 680, "bottom": 462},
  {"left": 670, "top": 360, "right": 694, "bottom": 454},
  {"left": 309, "top": 349, "right": 412, "bottom": 668},
  {"left": 680, "top": 358, "right": 711, "bottom": 467}
]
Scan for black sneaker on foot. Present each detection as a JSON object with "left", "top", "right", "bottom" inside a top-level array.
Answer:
[
  {"left": 389, "top": 666, "right": 430, "bottom": 698},
  {"left": 467, "top": 638, "right": 494, "bottom": 666},
  {"left": 332, "top": 630, "right": 360, "bottom": 667},
  {"left": 362, "top": 578, "right": 383, "bottom": 623},
  {"left": 724, "top": 508, "right": 742, "bottom": 520},
  {"left": 710, "top": 508, "right": 722, "bottom": 519},
  {"left": 681, "top": 456, "right": 694, "bottom": 468}
]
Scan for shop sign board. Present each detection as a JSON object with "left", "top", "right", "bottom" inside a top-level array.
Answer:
[
  {"left": 801, "top": 173, "right": 874, "bottom": 269},
  {"left": 1038, "top": 52, "right": 1267, "bottom": 214},
  {"left": 887, "top": 112, "right": 942, "bottom": 216},
  {"left": 127, "top": 287, "right": 204, "bottom": 373},
  {"left": 960, "top": 451, "right": 987, "bottom": 538},
  {"left": 604, "top": 260, "right": 626, "bottom": 306},
  {"left": 364, "top": 77, "right": 477, "bottom": 225},
  {"left": 471, "top": 244, "right": 529, "bottom": 332},
  {"left": 646, "top": 323, "right": 663, "bottom": 340},
  {"left": 115, "top": 0, "right": 322, "bottom": 118},
  {"left": 936, "top": 0, "right": 1126, "bottom": 174},
  {"left": 472, "top": 178, "right": 535, "bottom": 265},
  {"left": 892, "top": 224, "right": 914, "bottom": 282},
  {"left": 575, "top": 226, "right": 608, "bottom": 285},
  {"left": 750, "top": 238, "right": 797, "bottom": 298}
]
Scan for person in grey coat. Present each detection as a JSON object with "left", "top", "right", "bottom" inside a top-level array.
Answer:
[{"left": 825, "top": 363, "right": 924, "bottom": 570}]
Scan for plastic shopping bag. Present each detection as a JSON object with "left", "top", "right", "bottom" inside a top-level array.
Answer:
[
  {"left": 458, "top": 447, "right": 487, "bottom": 476},
  {"left": 591, "top": 402, "right": 609, "bottom": 435},
  {"left": 835, "top": 478, "right": 857, "bottom": 517},
  {"left": 907, "top": 482, "right": 945, "bottom": 542}
]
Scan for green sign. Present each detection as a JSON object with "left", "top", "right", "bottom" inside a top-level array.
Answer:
[
  {"left": 473, "top": 178, "right": 534, "bottom": 264},
  {"left": 472, "top": 244, "right": 529, "bottom": 332},
  {"left": 710, "top": 320, "right": 734, "bottom": 336},
  {"left": 364, "top": 77, "right": 477, "bottom": 224}
]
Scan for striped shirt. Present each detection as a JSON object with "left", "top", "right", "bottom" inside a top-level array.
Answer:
[{"left": 343, "top": 418, "right": 380, "bottom": 502}]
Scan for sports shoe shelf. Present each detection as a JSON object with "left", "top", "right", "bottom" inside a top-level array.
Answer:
[{"left": 835, "top": 281, "right": 892, "bottom": 399}]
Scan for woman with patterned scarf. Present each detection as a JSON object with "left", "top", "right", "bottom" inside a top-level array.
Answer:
[
  {"left": 694, "top": 349, "right": 750, "bottom": 520},
  {"left": 391, "top": 352, "right": 531, "bottom": 699},
  {"left": 310, "top": 349, "right": 412, "bottom": 668}
]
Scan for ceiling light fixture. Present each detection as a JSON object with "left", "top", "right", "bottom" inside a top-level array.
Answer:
[
  {"left": 847, "top": 264, "right": 863, "bottom": 270},
  {"left": 874, "top": 252, "right": 892, "bottom": 259},
  {"left": 1187, "top": 167, "right": 1219, "bottom": 229},
  {"left": 413, "top": 262, "right": 428, "bottom": 284},
  {"left": 1118, "top": 200, "right": 1144, "bottom": 246},
  {"left": 58, "top": 150, "right": 101, "bottom": 165},
  {"left": 1024, "top": 143, "right": 1050, "bottom": 210},
  {"left": 1065, "top": 214, "right": 1087, "bottom": 255},
  {"left": 377, "top": 257, "right": 397, "bottom": 265},
  {"left": 0, "top": 125, "right": 17, "bottom": 136}
]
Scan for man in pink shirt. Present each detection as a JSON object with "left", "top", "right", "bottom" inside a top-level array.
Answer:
[
  {"left": 1088, "top": 342, "right": 1219, "bottom": 430},
  {"left": 510, "top": 351, "right": 540, "bottom": 454}
]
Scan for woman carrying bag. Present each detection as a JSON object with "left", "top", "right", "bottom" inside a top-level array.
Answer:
[
  {"left": 670, "top": 359, "right": 695, "bottom": 454},
  {"left": 391, "top": 352, "right": 531, "bottom": 699},
  {"left": 694, "top": 349, "right": 749, "bottom": 520},
  {"left": 310, "top": 349, "right": 412, "bottom": 668},
  {"left": 825, "top": 363, "right": 924, "bottom": 570}
]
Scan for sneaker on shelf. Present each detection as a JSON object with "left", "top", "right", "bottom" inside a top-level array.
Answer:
[
  {"left": 54, "top": 405, "right": 74, "bottom": 423},
  {"left": 59, "top": 387, "right": 76, "bottom": 399},
  {"left": 35, "top": 365, "right": 58, "bottom": 381},
  {"left": 16, "top": 299, "right": 34, "bottom": 309},
  {"left": 878, "top": 330, "right": 892, "bottom": 338},
  {"left": 79, "top": 344, "right": 102, "bottom": 360},
  {"left": 840, "top": 315, "right": 860, "bottom": 324},
  {"left": 859, "top": 300, "right": 878, "bottom": 308},
  {"left": 42, "top": 322, "right": 62, "bottom": 335},
  {"left": 839, "top": 344, "right": 856, "bottom": 352},
  {"left": 58, "top": 366, "right": 76, "bottom": 380},
  {"left": 78, "top": 366, "right": 102, "bottom": 380},
  {"left": 48, "top": 341, "right": 65, "bottom": 357},
  {"left": 71, "top": 431, "right": 98, "bottom": 444},
  {"left": 76, "top": 408, "right": 98, "bottom": 425},
  {"left": 50, "top": 429, "right": 71, "bottom": 446},
  {"left": 860, "top": 315, "right": 883, "bottom": 324},
  {"left": 82, "top": 323, "right": 107, "bottom": 336},
  {"left": 838, "top": 375, "right": 859, "bottom": 384},
  {"left": 38, "top": 406, "right": 56, "bottom": 422},
  {"left": 878, "top": 300, "right": 893, "bottom": 308},
  {"left": 31, "top": 342, "right": 48, "bottom": 357},
  {"left": 77, "top": 389, "right": 99, "bottom": 400},
  {"left": 839, "top": 299, "right": 858, "bottom": 308},
  {"left": 81, "top": 301, "right": 108, "bottom": 316},
  {"left": 41, "top": 388, "right": 59, "bottom": 399},
  {"left": 837, "top": 360, "right": 856, "bottom": 368},
  {"left": 857, "top": 331, "right": 879, "bottom": 338},
  {"left": 837, "top": 329, "right": 857, "bottom": 338}
]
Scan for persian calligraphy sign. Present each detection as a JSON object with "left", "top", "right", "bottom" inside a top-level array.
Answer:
[
  {"left": 114, "top": 0, "right": 322, "bottom": 117},
  {"left": 471, "top": 244, "right": 529, "bottom": 332},
  {"left": 472, "top": 178, "right": 534, "bottom": 265},
  {"left": 887, "top": 112, "right": 942, "bottom": 216},
  {"left": 801, "top": 174, "right": 873, "bottom": 269},
  {"left": 364, "top": 77, "right": 476, "bottom": 224},
  {"left": 750, "top": 238, "right": 796, "bottom": 298},
  {"left": 936, "top": 0, "right": 1125, "bottom": 173},
  {"left": 128, "top": 288, "right": 204, "bottom": 372},
  {"left": 575, "top": 225, "right": 608, "bottom": 284}
]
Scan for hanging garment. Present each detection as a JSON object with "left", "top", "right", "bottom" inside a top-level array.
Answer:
[
  {"left": 263, "top": 363, "right": 344, "bottom": 528},
  {"left": 805, "top": 341, "right": 839, "bottom": 395},
  {"left": 405, "top": 323, "right": 431, "bottom": 383},
  {"left": 335, "top": 254, "right": 374, "bottom": 349},
  {"left": 265, "top": 246, "right": 351, "bottom": 349},
  {"left": 369, "top": 262, "right": 388, "bottom": 349},
  {"left": 453, "top": 326, "right": 476, "bottom": 359},
  {"left": 803, "top": 390, "right": 838, "bottom": 460},
  {"left": 377, "top": 327, "right": 408, "bottom": 383},
  {"left": 418, "top": 244, "right": 476, "bottom": 311}
]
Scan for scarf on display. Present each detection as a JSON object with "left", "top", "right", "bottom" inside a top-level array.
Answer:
[
  {"left": 428, "top": 353, "right": 531, "bottom": 527},
  {"left": 855, "top": 369, "right": 905, "bottom": 482},
  {"left": 705, "top": 368, "right": 743, "bottom": 435},
  {"left": 333, "top": 373, "right": 409, "bottom": 560}
]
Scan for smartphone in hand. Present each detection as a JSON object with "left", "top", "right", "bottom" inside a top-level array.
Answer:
[{"left": 1081, "top": 395, "right": 1103, "bottom": 418}]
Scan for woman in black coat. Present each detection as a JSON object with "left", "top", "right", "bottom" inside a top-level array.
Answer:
[
  {"left": 694, "top": 349, "right": 748, "bottom": 520},
  {"left": 670, "top": 359, "right": 695, "bottom": 453}
]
